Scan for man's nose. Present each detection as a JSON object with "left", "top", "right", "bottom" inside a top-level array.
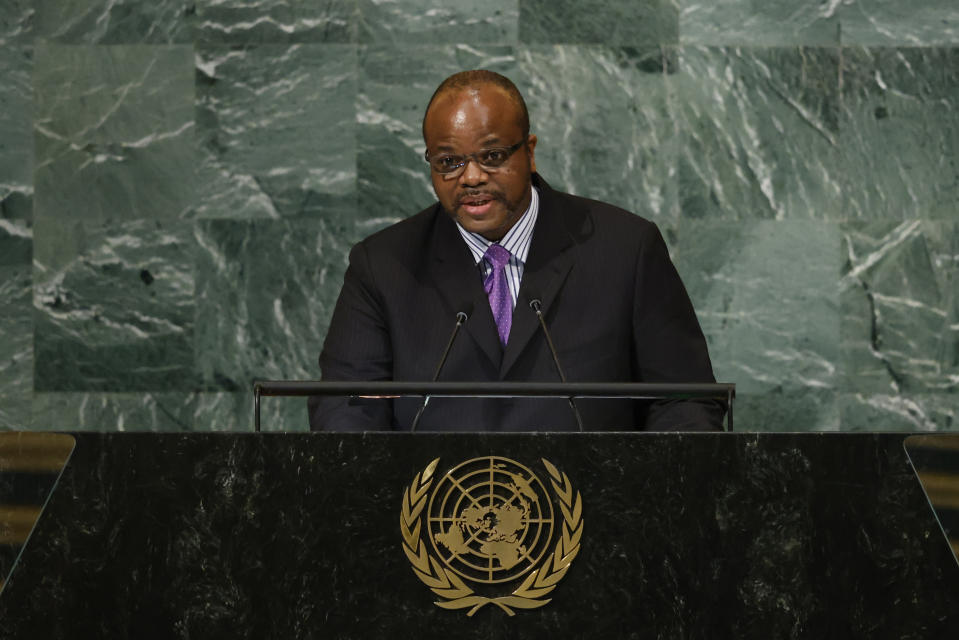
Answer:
[{"left": 458, "top": 157, "right": 489, "bottom": 185}]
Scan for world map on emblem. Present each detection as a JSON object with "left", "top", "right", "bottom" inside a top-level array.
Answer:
[{"left": 427, "top": 456, "right": 555, "bottom": 584}]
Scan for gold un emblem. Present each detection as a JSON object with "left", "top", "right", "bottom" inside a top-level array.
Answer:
[{"left": 400, "top": 456, "right": 583, "bottom": 616}]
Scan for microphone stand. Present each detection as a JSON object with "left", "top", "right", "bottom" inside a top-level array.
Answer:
[
  {"left": 410, "top": 311, "right": 469, "bottom": 432},
  {"left": 529, "top": 299, "right": 585, "bottom": 432}
]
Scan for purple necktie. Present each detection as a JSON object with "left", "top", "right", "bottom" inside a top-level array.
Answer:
[{"left": 483, "top": 244, "right": 512, "bottom": 346}]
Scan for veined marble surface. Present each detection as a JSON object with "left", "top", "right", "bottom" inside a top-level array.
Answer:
[
  {"left": 840, "top": 220, "right": 958, "bottom": 395},
  {"left": 33, "top": 44, "right": 196, "bottom": 226},
  {"left": 0, "top": 46, "right": 33, "bottom": 221},
  {"left": 841, "top": 393, "right": 958, "bottom": 431},
  {"left": 0, "top": 0, "right": 956, "bottom": 432},
  {"left": 31, "top": 392, "right": 196, "bottom": 431},
  {"left": 839, "top": 0, "right": 959, "bottom": 45},
  {"left": 839, "top": 47, "right": 959, "bottom": 219},
  {"left": 676, "top": 46, "right": 842, "bottom": 220},
  {"left": 197, "top": 0, "right": 354, "bottom": 43},
  {"left": 27, "top": 392, "right": 311, "bottom": 432},
  {"left": 33, "top": 220, "right": 196, "bottom": 392},
  {"left": 34, "top": 0, "right": 195, "bottom": 43},
  {"left": 0, "top": 220, "right": 33, "bottom": 428},
  {"left": 194, "top": 44, "right": 357, "bottom": 221},
  {"left": 680, "top": 0, "right": 840, "bottom": 45},
  {"left": 193, "top": 218, "right": 347, "bottom": 429},
  {"left": 520, "top": 0, "right": 679, "bottom": 44},
  {"left": 521, "top": 46, "right": 678, "bottom": 222},
  {"left": 0, "top": 26, "right": 29, "bottom": 430},
  {"left": 357, "top": 0, "right": 518, "bottom": 43},
  {"left": 677, "top": 220, "right": 841, "bottom": 430},
  {"left": 0, "top": 0, "right": 33, "bottom": 45}
]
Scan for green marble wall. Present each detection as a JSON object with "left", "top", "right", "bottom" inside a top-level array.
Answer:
[{"left": 1, "top": 0, "right": 956, "bottom": 432}]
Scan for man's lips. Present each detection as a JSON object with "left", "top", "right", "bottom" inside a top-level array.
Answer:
[
  {"left": 458, "top": 196, "right": 497, "bottom": 218},
  {"left": 458, "top": 194, "right": 497, "bottom": 207},
  {"left": 457, "top": 192, "right": 502, "bottom": 216}
]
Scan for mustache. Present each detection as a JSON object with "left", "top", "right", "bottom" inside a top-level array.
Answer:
[{"left": 456, "top": 190, "right": 503, "bottom": 204}]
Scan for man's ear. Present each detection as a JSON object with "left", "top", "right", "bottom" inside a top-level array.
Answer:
[{"left": 526, "top": 134, "right": 537, "bottom": 173}]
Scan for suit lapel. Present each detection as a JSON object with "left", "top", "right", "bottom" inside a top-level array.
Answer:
[
  {"left": 430, "top": 208, "right": 503, "bottom": 369},
  {"left": 501, "top": 178, "right": 578, "bottom": 377}
]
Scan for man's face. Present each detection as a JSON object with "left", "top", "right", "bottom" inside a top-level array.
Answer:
[{"left": 423, "top": 85, "right": 537, "bottom": 241}]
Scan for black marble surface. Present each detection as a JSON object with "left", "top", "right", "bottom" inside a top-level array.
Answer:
[{"left": 0, "top": 433, "right": 956, "bottom": 639}]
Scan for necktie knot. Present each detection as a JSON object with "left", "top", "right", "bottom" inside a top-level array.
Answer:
[{"left": 484, "top": 243, "right": 511, "bottom": 269}]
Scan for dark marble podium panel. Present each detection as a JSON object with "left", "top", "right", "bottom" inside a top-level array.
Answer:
[{"left": 0, "top": 433, "right": 956, "bottom": 639}]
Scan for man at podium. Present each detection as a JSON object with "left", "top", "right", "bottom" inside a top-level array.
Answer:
[{"left": 310, "top": 70, "right": 722, "bottom": 432}]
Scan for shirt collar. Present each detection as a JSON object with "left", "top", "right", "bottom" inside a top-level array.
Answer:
[{"left": 455, "top": 186, "right": 539, "bottom": 265}]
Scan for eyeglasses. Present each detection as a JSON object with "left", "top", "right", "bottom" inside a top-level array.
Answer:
[{"left": 424, "top": 140, "right": 526, "bottom": 176}]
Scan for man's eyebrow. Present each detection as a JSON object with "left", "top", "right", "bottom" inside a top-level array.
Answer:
[{"left": 430, "top": 136, "right": 503, "bottom": 153}]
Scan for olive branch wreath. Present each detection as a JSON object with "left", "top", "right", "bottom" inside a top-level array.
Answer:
[{"left": 399, "top": 457, "right": 583, "bottom": 617}]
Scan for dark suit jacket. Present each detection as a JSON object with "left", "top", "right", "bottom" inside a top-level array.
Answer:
[{"left": 310, "top": 175, "right": 724, "bottom": 431}]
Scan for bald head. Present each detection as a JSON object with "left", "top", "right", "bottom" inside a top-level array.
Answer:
[{"left": 422, "top": 70, "right": 530, "bottom": 141}]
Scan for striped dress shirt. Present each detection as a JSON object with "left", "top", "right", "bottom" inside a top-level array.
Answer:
[{"left": 455, "top": 186, "right": 540, "bottom": 310}]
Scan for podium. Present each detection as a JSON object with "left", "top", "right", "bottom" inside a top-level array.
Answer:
[{"left": 1, "top": 432, "right": 957, "bottom": 639}]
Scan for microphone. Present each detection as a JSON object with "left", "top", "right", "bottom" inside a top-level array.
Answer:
[
  {"left": 529, "top": 298, "right": 584, "bottom": 432},
  {"left": 410, "top": 309, "right": 470, "bottom": 432}
]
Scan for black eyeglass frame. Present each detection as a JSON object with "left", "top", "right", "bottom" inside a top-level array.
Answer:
[{"left": 423, "top": 139, "right": 527, "bottom": 175}]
